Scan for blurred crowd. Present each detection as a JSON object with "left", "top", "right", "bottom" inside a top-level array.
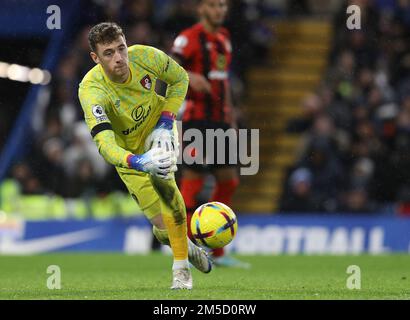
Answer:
[
  {"left": 4, "top": 0, "right": 274, "bottom": 205},
  {"left": 280, "top": 0, "right": 410, "bottom": 214}
]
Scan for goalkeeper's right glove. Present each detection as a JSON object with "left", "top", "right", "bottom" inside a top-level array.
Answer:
[{"left": 127, "top": 146, "right": 176, "bottom": 179}]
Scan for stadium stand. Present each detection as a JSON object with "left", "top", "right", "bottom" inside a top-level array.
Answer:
[{"left": 280, "top": 0, "right": 410, "bottom": 214}]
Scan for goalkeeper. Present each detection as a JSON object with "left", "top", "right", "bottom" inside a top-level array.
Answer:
[{"left": 78, "top": 22, "right": 212, "bottom": 290}]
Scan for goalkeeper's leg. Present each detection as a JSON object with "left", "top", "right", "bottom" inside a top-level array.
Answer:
[
  {"left": 150, "top": 176, "right": 211, "bottom": 289},
  {"left": 150, "top": 175, "right": 188, "bottom": 264},
  {"left": 150, "top": 175, "right": 191, "bottom": 289},
  {"left": 150, "top": 176, "right": 212, "bottom": 275}
]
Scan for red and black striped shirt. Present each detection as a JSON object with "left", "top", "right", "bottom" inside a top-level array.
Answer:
[{"left": 172, "top": 23, "right": 233, "bottom": 124}]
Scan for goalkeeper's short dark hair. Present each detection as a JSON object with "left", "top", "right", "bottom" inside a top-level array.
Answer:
[{"left": 88, "top": 22, "right": 125, "bottom": 52}]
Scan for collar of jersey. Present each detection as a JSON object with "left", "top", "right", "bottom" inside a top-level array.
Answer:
[{"left": 100, "top": 64, "right": 133, "bottom": 86}]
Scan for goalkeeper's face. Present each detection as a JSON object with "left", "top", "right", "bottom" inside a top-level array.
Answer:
[
  {"left": 200, "top": 0, "right": 228, "bottom": 28},
  {"left": 91, "top": 35, "right": 129, "bottom": 82}
]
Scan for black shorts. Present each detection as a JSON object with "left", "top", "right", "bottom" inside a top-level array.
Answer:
[{"left": 181, "top": 120, "right": 238, "bottom": 172}]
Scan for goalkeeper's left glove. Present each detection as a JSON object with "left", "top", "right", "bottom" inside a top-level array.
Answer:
[
  {"left": 145, "top": 111, "right": 178, "bottom": 156},
  {"left": 127, "top": 146, "right": 176, "bottom": 179}
]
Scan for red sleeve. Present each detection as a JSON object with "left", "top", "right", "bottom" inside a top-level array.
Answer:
[{"left": 171, "top": 30, "right": 197, "bottom": 63}]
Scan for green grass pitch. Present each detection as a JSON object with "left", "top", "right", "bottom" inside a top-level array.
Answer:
[{"left": 0, "top": 253, "right": 409, "bottom": 299}]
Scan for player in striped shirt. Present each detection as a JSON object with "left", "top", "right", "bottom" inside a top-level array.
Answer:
[{"left": 172, "top": 0, "right": 249, "bottom": 268}]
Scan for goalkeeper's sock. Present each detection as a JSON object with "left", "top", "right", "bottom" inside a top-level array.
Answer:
[
  {"left": 172, "top": 258, "right": 189, "bottom": 271},
  {"left": 151, "top": 176, "right": 188, "bottom": 262},
  {"left": 163, "top": 213, "right": 189, "bottom": 261},
  {"left": 153, "top": 226, "right": 211, "bottom": 273}
]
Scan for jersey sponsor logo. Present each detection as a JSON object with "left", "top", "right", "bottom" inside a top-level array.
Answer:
[
  {"left": 216, "top": 54, "right": 227, "bottom": 70},
  {"left": 140, "top": 74, "right": 152, "bottom": 90},
  {"left": 131, "top": 105, "right": 144, "bottom": 122},
  {"left": 122, "top": 105, "right": 152, "bottom": 135},
  {"left": 92, "top": 105, "right": 108, "bottom": 122},
  {"left": 114, "top": 99, "right": 121, "bottom": 108}
]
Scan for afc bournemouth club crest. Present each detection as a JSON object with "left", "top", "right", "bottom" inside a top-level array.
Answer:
[{"left": 140, "top": 74, "right": 152, "bottom": 90}]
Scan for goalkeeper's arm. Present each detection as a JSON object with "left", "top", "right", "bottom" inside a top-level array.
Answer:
[
  {"left": 144, "top": 47, "right": 189, "bottom": 152},
  {"left": 93, "top": 128, "right": 175, "bottom": 179},
  {"left": 78, "top": 81, "right": 176, "bottom": 177}
]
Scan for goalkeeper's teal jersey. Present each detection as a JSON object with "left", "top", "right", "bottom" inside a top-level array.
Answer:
[{"left": 78, "top": 45, "right": 188, "bottom": 169}]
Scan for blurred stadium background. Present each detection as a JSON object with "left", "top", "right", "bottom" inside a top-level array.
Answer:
[{"left": 1, "top": 0, "right": 410, "bottom": 256}]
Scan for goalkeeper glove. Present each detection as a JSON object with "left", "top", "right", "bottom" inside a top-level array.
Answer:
[
  {"left": 127, "top": 146, "right": 176, "bottom": 179},
  {"left": 145, "top": 111, "right": 178, "bottom": 157}
]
